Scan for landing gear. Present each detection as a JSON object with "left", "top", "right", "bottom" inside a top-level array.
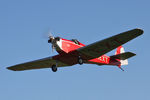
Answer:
[
  {"left": 51, "top": 65, "right": 57, "bottom": 72},
  {"left": 78, "top": 56, "right": 83, "bottom": 65}
]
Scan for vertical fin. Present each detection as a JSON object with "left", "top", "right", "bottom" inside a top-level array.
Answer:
[
  {"left": 115, "top": 46, "right": 128, "bottom": 66},
  {"left": 115, "top": 46, "right": 129, "bottom": 71}
]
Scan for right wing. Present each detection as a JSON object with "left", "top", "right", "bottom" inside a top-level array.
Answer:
[
  {"left": 7, "top": 56, "right": 69, "bottom": 71},
  {"left": 77, "top": 28, "right": 143, "bottom": 60}
]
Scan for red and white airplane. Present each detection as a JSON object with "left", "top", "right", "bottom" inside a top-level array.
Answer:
[{"left": 7, "top": 28, "right": 143, "bottom": 72}]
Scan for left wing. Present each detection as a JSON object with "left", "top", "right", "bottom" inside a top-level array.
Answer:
[
  {"left": 77, "top": 28, "right": 143, "bottom": 60},
  {"left": 7, "top": 56, "right": 69, "bottom": 71}
]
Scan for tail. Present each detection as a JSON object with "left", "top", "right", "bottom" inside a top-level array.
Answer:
[
  {"left": 110, "top": 46, "right": 136, "bottom": 71},
  {"left": 115, "top": 46, "right": 128, "bottom": 66}
]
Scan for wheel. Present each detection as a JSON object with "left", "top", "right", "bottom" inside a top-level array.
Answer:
[
  {"left": 51, "top": 65, "right": 57, "bottom": 72},
  {"left": 78, "top": 57, "right": 83, "bottom": 65}
]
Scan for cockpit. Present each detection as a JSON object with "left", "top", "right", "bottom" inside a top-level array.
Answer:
[{"left": 70, "top": 39, "right": 80, "bottom": 45}]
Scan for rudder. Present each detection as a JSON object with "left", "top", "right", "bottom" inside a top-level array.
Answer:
[{"left": 115, "top": 46, "right": 128, "bottom": 66}]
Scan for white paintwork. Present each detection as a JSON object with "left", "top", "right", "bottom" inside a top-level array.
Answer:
[
  {"left": 120, "top": 47, "right": 128, "bottom": 65},
  {"left": 56, "top": 39, "right": 62, "bottom": 50}
]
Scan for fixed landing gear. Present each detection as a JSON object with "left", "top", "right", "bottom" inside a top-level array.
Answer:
[
  {"left": 78, "top": 56, "right": 83, "bottom": 65},
  {"left": 51, "top": 65, "right": 57, "bottom": 72}
]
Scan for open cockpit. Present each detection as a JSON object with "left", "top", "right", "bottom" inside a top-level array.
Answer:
[{"left": 70, "top": 39, "right": 80, "bottom": 45}]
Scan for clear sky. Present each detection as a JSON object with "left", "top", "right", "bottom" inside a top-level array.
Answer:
[{"left": 0, "top": 0, "right": 150, "bottom": 100}]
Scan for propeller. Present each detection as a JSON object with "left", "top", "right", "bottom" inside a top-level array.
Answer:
[{"left": 47, "top": 31, "right": 60, "bottom": 52}]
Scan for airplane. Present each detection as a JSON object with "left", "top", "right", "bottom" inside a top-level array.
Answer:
[{"left": 7, "top": 28, "right": 144, "bottom": 72}]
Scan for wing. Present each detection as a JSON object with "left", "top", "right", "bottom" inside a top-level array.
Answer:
[
  {"left": 77, "top": 28, "right": 143, "bottom": 59},
  {"left": 7, "top": 56, "right": 69, "bottom": 71}
]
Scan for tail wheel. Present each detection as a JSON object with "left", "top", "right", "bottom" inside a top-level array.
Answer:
[
  {"left": 51, "top": 65, "right": 57, "bottom": 72},
  {"left": 78, "top": 57, "right": 83, "bottom": 65}
]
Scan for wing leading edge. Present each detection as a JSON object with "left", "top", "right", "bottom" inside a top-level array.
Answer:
[
  {"left": 7, "top": 56, "right": 69, "bottom": 71},
  {"left": 77, "top": 28, "right": 143, "bottom": 59}
]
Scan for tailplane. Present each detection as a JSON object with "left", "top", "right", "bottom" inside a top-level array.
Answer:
[{"left": 110, "top": 46, "right": 136, "bottom": 71}]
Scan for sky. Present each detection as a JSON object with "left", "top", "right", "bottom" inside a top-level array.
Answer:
[{"left": 0, "top": 0, "right": 150, "bottom": 100}]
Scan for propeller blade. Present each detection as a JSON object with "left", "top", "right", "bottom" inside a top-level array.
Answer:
[
  {"left": 48, "top": 32, "right": 52, "bottom": 38},
  {"left": 52, "top": 44, "right": 55, "bottom": 53}
]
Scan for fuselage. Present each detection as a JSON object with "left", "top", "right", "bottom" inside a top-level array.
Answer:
[{"left": 53, "top": 38, "right": 120, "bottom": 66}]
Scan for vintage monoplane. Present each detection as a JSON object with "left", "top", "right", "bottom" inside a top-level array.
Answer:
[{"left": 7, "top": 29, "right": 143, "bottom": 72}]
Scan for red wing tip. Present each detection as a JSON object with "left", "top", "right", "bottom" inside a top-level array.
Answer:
[{"left": 7, "top": 67, "right": 11, "bottom": 70}]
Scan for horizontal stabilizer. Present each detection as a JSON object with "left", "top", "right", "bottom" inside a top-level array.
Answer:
[{"left": 110, "top": 52, "right": 136, "bottom": 60}]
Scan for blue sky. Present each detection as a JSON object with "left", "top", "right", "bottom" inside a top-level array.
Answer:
[{"left": 0, "top": 0, "right": 150, "bottom": 100}]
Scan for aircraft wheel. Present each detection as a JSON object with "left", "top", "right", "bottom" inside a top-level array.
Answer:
[
  {"left": 51, "top": 65, "right": 57, "bottom": 72},
  {"left": 78, "top": 57, "right": 83, "bottom": 65}
]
